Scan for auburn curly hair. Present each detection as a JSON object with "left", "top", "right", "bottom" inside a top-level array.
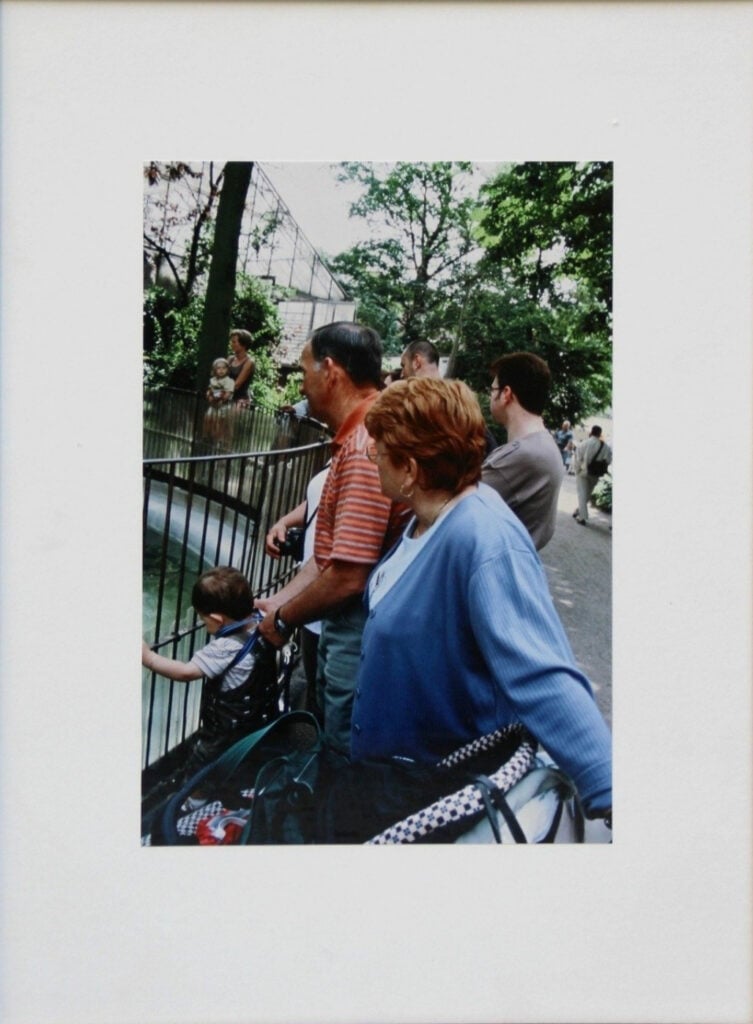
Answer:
[{"left": 365, "top": 377, "right": 487, "bottom": 493}]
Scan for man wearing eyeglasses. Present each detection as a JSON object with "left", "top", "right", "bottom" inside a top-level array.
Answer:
[
  {"left": 482, "top": 352, "right": 565, "bottom": 551},
  {"left": 256, "top": 321, "right": 409, "bottom": 753}
]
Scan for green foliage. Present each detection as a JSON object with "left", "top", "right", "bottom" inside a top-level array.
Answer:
[
  {"left": 591, "top": 473, "right": 612, "bottom": 513},
  {"left": 280, "top": 371, "right": 304, "bottom": 406},
  {"left": 144, "top": 273, "right": 284, "bottom": 391},
  {"left": 231, "top": 273, "right": 285, "bottom": 350},
  {"left": 478, "top": 162, "right": 612, "bottom": 331},
  {"left": 248, "top": 347, "right": 283, "bottom": 411},
  {"left": 329, "top": 160, "right": 612, "bottom": 427},
  {"left": 334, "top": 162, "right": 478, "bottom": 345},
  {"left": 328, "top": 243, "right": 405, "bottom": 350},
  {"left": 449, "top": 161, "right": 613, "bottom": 425},
  {"left": 143, "top": 286, "right": 204, "bottom": 389},
  {"left": 451, "top": 276, "right": 611, "bottom": 427}
]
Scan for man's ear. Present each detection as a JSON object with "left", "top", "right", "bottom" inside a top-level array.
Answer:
[
  {"left": 207, "top": 612, "right": 225, "bottom": 628},
  {"left": 321, "top": 355, "right": 342, "bottom": 388}
]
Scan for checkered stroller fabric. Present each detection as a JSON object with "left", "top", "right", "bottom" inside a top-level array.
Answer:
[{"left": 366, "top": 724, "right": 537, "bottom": 844}]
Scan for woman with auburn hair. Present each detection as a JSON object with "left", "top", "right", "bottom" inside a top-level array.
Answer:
[{"left": 352, "top": 376, "right": 612, "bottom": 825}]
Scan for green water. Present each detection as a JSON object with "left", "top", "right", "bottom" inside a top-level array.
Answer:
[{"left": 143, "top": 528, "right": 210, "bottom": 642}]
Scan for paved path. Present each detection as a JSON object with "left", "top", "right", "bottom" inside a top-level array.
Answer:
[{"left": 540, "top": 472, "right": 612, "bottom": 725}]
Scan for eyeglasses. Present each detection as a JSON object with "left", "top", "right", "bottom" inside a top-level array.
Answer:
[
  {"left": 490, "top": 382, "right": 505, "bottom": 397},
  {"left": 366, "top": 442, "right": 384, "bottom": 463}
]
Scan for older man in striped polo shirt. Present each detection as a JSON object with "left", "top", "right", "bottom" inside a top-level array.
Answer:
[{"left": 256, "top": 322, "right": 409, "bottom": 753}]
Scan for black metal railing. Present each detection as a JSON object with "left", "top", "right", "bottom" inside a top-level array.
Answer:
[
  {"left": 143, "top": 386, "right": 325, "bottom": 460},
  {"left": 142, "top": 392, "right": 330, "bottom": 769}
]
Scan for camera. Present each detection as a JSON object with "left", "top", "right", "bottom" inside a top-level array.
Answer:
[{"left": 275, "top": 527, "right": 305, "bottom": 562}]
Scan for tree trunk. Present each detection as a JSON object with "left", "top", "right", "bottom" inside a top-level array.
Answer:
[{"left": 195, "top": 162, "right": 253, "bottom": 389}]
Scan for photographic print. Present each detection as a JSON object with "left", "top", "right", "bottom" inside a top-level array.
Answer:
[{"left": 140, "top": 160, "right": 614, "bottom": 848}]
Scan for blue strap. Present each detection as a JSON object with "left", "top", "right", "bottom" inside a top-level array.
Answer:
[
  {"left": 214, "top": 611, "right": 263, "bottom": 639},
  {"left": 212, "top": 612, "right": 264, "bottom": 674}
]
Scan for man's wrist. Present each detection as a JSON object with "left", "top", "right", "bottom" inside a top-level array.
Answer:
[{"left": 273, "top": 606, "right": 295, "bottom": 640}]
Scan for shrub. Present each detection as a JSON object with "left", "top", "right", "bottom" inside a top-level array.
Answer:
[
  {"left": 249, "top": 348, "right": 284, "bottom": 411},
  {"left": 591, "top": 472, "right": 612, "bottom": 513},
  {"left": 231, "top": 274, "right": 285, "bottom": 351},
  {"left": 143, "top": 287, "right": 204, "bottom": 390}
]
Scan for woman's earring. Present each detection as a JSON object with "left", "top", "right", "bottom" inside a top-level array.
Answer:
[{"left": 400, "top": 481, "right": 415, "bottom": 499}]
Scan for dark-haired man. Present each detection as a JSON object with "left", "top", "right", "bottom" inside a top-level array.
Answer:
[
  {"left": 482, "top": 352, "right": 564, "bottom": 551},
  {"left": 400, "top": 340, "right": 442, "bottom": 379},
  {"left": 256, "top": 322, "right": 408, "bottom": 752}
]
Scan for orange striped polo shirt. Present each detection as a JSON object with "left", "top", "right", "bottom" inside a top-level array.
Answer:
[{"left": 314, "top": 393, "right": 408, "bottom": 569}]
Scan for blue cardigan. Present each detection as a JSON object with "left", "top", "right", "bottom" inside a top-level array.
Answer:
[{"left": 351, "top": 485, "right": 612, "bottom": 814}]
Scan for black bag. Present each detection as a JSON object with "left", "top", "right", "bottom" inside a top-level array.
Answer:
[
  {"left": 140, "top": 636, "right": 295, "bottom": 837},
  {"left": 587, "top": 441, "right": 609, "bottom": 477},
  {"left": 243, "top": 720, "right": 543, "bottom": 844},
  {"left": 149, "top": 711, "right": 321, "bottom": 845}
]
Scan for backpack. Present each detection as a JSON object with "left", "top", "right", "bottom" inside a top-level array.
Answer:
[{"left": 587, "top": 441, "right": 609, "bottom": 478}]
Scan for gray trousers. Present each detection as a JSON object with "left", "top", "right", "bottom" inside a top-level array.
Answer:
[{"left": 576, "top": 472, "right": 599, "bottom": 520}]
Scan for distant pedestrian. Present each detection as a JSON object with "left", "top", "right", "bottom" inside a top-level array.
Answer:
[
  {"left": 572, "top": 425, "right": 612, "bottom": 525},
  {"left": 400, "top": 340, "right": 442, "bottom": 379},
  {"left": 565, "top": 440, "right": 576, "bottom": 474},
  {"left": 554, "top": 420, "right": 574, "bottom": 467},
  {"left": 228, "top": 329, "right": 255, "bottom": 407},
  {"left": 481, "top": 352, "right": 564, "bottom": 550}
]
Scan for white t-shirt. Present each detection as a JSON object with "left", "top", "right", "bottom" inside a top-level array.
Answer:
[
  {"left": 302, "top": 467, "right": 329, "bottom": 637},
  {"left": 209, "top": 376, "right": 234, "bottom": 398},
  {"left": 190, "top": 632, "right": 258, "bottom": 692},
  {"left": 368, "top": 503, "right": 453, "bottom": 609}
]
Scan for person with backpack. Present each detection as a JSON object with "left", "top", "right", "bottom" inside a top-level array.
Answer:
[{"left": 572, "top": 425, "right": 612, "bottom": 525}]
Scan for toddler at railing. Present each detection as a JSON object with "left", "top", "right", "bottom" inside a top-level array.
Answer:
[{"left": 141, "top": 566, "right": 279, "bottom": 812}]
